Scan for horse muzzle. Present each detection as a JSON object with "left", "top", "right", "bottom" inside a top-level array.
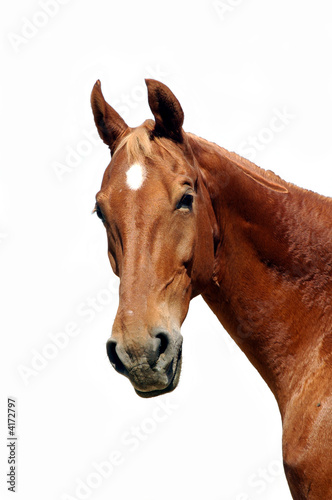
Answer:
[{"left": 106, "top": 328, "right": 183, "bottom": 398}]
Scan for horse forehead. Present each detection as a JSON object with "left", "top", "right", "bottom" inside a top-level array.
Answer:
[
  {"left": 121, "top": 155, "right": 186, "bottom": 185},
  {"left": 104, "top": 141, "right": 196, "bottom": 198}
]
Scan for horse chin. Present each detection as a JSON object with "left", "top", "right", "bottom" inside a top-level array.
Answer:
[{"left": 134, "top": 355, "right": 182, "bottom": 399}]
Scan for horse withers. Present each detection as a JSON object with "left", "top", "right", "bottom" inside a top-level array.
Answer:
[{"left": 91, "top": 78, "right": 332, "bottom": 499}]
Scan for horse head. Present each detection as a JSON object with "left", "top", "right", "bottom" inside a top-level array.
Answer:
[{"left": 91, "top": 79, "right": 217, "bottom": 397}]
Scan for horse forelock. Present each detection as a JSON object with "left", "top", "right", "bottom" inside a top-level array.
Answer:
[
  {"left": 114, "top": 120, "right": 153, "bottom": 164},
  {"left": 114, "top": 119, "right": 183, "bottom": 166}
]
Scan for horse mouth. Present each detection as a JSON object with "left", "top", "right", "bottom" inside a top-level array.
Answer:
[{"left": 134, "top": 349, "right": 182, "bottom": 399}]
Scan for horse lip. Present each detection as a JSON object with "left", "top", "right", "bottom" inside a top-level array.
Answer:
[{"left": 134, "top": 348, "right": 182, "bottom": 399}]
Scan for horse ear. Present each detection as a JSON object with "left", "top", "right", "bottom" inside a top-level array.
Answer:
[
  {"left": 91, "top": 80, "right": 128, "bottom": 154},
  {"left": 145, "top": 79, "right": 184, "bottom": 142}
]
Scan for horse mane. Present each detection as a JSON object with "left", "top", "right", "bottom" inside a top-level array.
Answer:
[
  {"left": 222, "top": 149, "right": 290, "bottom": 193},
  {"left": 193, "top": 135, "right": 332, "bottom": 205},
  {"left": 187, "top": 132, "right": 290, "bottom": 194}
]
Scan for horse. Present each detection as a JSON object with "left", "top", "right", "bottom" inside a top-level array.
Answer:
[{"left": 90, "top": 78, "right": 332, "bottom": 499}]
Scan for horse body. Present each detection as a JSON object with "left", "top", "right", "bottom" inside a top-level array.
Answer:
[
  {"left": 91, "top": 78, "right": 332, "bottom": 498},
  {"left": 190, "top": 135, "right": 332, "bottom": 498}
]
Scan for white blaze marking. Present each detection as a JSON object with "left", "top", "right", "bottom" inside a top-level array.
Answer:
[{"left": 126, "top": 163, "right": 145, "bottom": 190}]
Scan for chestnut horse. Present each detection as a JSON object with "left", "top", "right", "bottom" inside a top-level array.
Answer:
[{"left": 91, "top": 79, "right": 332, "bottom": 499}]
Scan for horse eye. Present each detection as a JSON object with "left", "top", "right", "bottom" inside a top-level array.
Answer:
[
  {"left": 95, "top": 204, "right": 105, "bottom": 222},
  {"left": 176, "top": 193, "right": 193, "bottom": 211}
]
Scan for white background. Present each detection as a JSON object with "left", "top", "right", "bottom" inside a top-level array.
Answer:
[{"left": 1, "top": 1, "right": 332, "bottom": 499}]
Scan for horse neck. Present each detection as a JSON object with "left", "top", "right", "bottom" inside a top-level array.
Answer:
[{"left": 189, "top": 134, "right": 332, "bottom": 413}]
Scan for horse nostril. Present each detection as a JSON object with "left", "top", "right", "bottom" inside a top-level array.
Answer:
[
  {"left": 155, "top": 332, "right": 170, "bottom": 357},
  {"left": 106, "top": 339, "right": 128, "bottom": 376}
]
